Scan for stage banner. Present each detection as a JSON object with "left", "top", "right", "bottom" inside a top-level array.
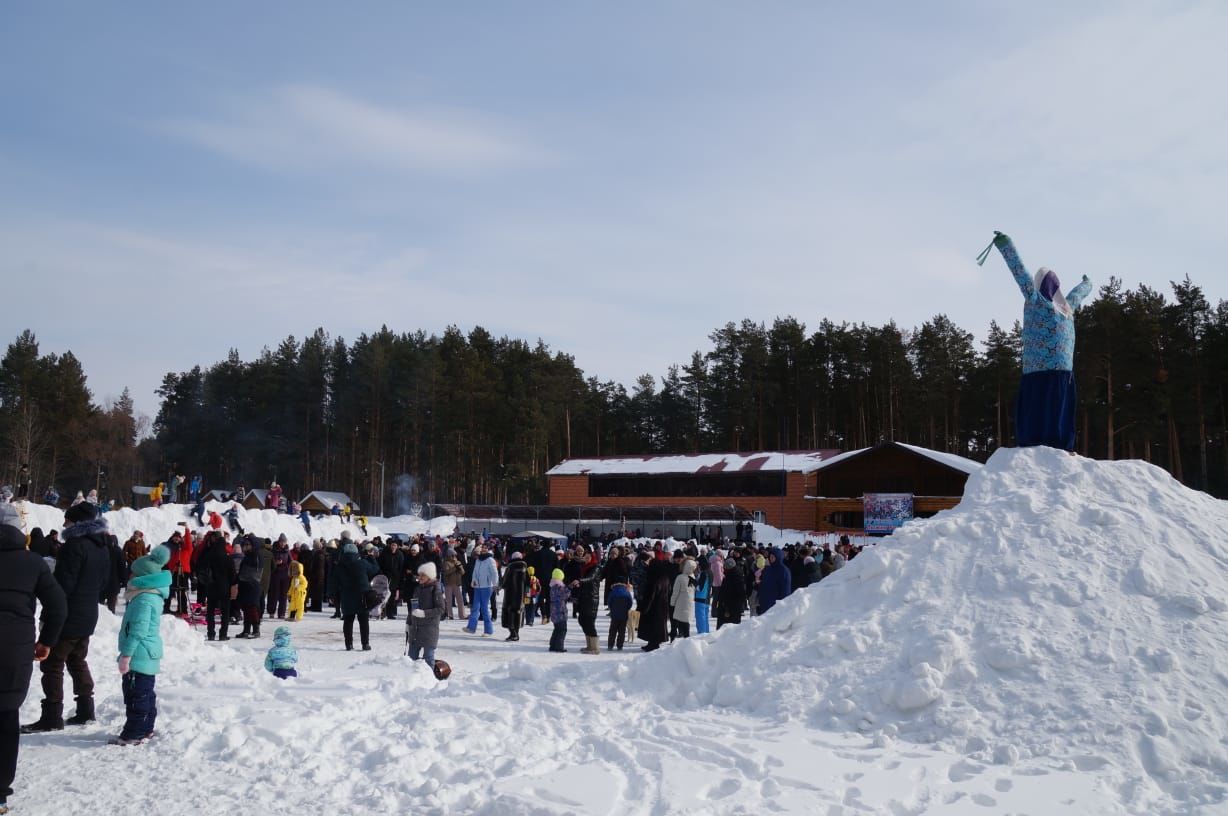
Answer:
[{"left": 863, "top": 492, "right": 913, "bottom": 534}]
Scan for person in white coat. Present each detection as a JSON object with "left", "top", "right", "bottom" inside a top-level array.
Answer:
[{"left": 669, "top": 558, "right": 696, "bottom": 641}]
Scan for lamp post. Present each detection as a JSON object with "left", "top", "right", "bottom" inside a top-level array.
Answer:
[
  {"left": 375, "top": 461, "right": 386, "bottom": 518},
  {"left": 779, "top": 450, "right": 786, "bottom": 541}
]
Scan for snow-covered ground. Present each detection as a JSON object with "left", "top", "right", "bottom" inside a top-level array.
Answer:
[{"left": 13, "top": 447, "right": 1228, "bottom": 814}]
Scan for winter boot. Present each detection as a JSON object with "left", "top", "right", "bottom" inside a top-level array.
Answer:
[
  {"left": 581, "top": 636, "right": 599, "bottom": 655},
  {"left": 21, "top": 701, "right": 64, "bottom": 733},
  {"left": 65, "top": 696, "right": 95, "bottom": 726}
]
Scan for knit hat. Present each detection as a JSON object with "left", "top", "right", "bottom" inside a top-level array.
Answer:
[
  {"left": 418, "top": 561, "right": 437, "bottom": 580},
  {"left": 527, "top": 566, "right": 535, "bottom": 576},
  {"left": 510, "top": 551, "right": 523, "bottom": 560},
  {"left": 551, "top": 568, "right": 564, "bottom": 581},
  {"left": 0, "top": 503, "right": 22, "bottom": 549},
  {"left": 343, "top": 542, "right": 358, "bottom": 554},
  {"left": 65, "top": 500, "right": 98, "bottom": 524},
  {"left": 131, "top": 545, "right": 171, "bottom": 577}
]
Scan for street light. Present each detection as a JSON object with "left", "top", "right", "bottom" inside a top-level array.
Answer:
[
  {"left": 375, "top": 461, "right": 386, "bottom": 518},
  {"left": 780, "top": 450, "right": 786, "bottom": 542}
]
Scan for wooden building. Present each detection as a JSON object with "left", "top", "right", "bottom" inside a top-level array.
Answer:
[
  {"left": 546, "top": 450, "right": 841, "bottom": 530},
  {"left": 299, "top": 491, "right": 357, "bottom": 514},
  {"left": 807, "top": 442, "right": 982, "bottom": 533}
]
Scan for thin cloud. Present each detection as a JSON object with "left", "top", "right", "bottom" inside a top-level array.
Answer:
[{"left": 159, "top": 84, "right": 551, "bottom": 176}]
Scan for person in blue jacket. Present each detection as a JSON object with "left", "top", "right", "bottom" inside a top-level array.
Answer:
[
  {"left": 464, "top": 543, "right": 499, "bottom": 636},
  {"left": 264, "top": 626, "right": 299, "bottom": 679},
  {"left": 693, "top": 557, "right": 713, "bottom": 635},
  {"left": 985, "top": 231, "right": 1093, "bottom": 451},
  {"left": 756, "top": 547, "right": 791, "bottom": 615},
  {"left": 112, "top": 545, "right": 171, "bottom": 745}
]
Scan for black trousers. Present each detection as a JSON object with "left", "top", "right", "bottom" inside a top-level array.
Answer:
[
  {"left": 672, "top": 619, "right": 691, "bottom": 639},
  {"left": 607, "top": 619, "right": 626, "bottom": 650},
  {"left": 342, "top": 611, "right": 370, "bottom": 648},
  {"left": 206, "top": 590, "right": 231, "bottom": 638},
  {"left": 39, "top": 637, "right": 93, "bottom": 705},
  {"left": 1, "top": 708, "right": 19, "bottom": 800},
  {"left": 578, "top": 613, "right": 598, "bottom": 638},
  {"left": 384, "top": 589, "right": 400, "bottom": 619}
]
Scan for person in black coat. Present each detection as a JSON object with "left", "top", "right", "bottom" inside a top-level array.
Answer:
[
  {"left": 378, "top": 540, "right": 405, "bottom": 620},
  {"left": 531, "top": 545, "right": 558, "bottom": 621},
  {"left": 309, "top": 540, "right": 328, "bottom": 613},
  {"left": 100, "top": 533, "right": 125, "bottom": 612},
  {"left": 336, "top": 542, "right": 378, "bottom": 651},
  {"left": 23, "top": 502, "right": 111, "bottom": 733},
  {"left": 500, "top": 555, "right": 527, "bottom": 642},
  {"left": 716, "top": 555, "right": 747, "bottom": 629},
  {"left": 235, "top": 538, "right": 264, "bottom": 639},
  {"left": 202, "top": 532, "right": 237, "bottom": 641},
  {"left": 636, "top": 553, "right": 674, "bottom": 651},
  {"left": 1, "top": 505, "right": 67, "bottom": 814}
]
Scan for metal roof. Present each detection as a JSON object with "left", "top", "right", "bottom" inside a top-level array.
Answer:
[{"left": 546, "top": 450, "right": 842, "bottom": 477}]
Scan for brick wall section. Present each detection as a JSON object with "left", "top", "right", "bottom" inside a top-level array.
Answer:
[{"left": 547, "top": 472, "right": 817, "bottom": 530}]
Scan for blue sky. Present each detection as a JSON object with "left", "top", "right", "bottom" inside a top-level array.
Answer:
[{"left": 4, "top": 2, "right": 1227, "bottom": 419}]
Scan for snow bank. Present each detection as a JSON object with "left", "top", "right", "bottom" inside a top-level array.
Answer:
[
  {"left": 618, "top": 447, "right": 1228, "bottom": 813},
  {"left": 15, "top": 500, "right": 380, "bottom": 544}
]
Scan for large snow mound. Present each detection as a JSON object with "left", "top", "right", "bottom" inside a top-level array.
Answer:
[{"left": 619, "top": 447, "right": 1228, "bottom": 812}]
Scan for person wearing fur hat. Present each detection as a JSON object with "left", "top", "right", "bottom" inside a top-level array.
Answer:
[
  {"left": 22, "top": 501, "right": 111, "bottom": 733},
  {"left": 286, "top": 561, "right": 308, "bottom": 622},
  {"left": 547, "top": 568, "right": 570, "bottom": 653},
  {"left": 499, "top": 552, "right": 527, "bottom": 642},
  {"left": 984, "top": 231, "right": 1093, "bottom": 451},
  {"left": 111, "top": 545, "right": 172, "bottom": 745},
  {"left": 264, "top": 626, "right": 298, "bottom": 679},
  {"left": 1, "top": 503, "right": 67, "bottom": 813},
  {"left": 406, "top": 561, "right": 444, "bottom": 665}
]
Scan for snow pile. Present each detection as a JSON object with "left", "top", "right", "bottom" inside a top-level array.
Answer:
[
  {"left": 16, "top": 500, "right": 380, "bottom": 545},
  {"left": 370, "top": 513, "right": 458, "bottom": 538},
  {"left": 619, "top": 447, "right": 1228, "bottom": 812}
]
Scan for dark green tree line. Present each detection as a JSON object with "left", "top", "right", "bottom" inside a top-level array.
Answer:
[{"left": 5, "top": 275, "right": 1227, "bottom": 507}]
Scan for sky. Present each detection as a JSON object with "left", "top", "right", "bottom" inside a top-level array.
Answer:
[{"left": 4, "top": 2, "right": 1227, "bottom": 421}]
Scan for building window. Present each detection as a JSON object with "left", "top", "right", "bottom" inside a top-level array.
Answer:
[{"left": 588, "top": 472, "right": 787, "bottom": 498}]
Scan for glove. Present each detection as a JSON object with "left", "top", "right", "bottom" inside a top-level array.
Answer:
[
  {"left": 412, "top": 608, "right": 425, "bottom": 619},
  {"left": 118, "top": 655, "right": 131, "bottom": 675}
]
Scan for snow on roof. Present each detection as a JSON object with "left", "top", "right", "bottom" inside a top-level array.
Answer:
[
  {"left": 546, "top": 450, "right": 841, "bottom": 477},
  {"left": 895, "top": 442, "right": 983, "bottom": 475},
  {"left": 300, "top": 491, "right": 355, "bottom": 508},
  {"left": 809, "top": 442, "right": 983, "bottom": 476},
  {"left": 245, "top": 489, "right": 269, "bottom": 502}
]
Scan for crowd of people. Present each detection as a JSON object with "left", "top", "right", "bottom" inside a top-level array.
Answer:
[{"left": 0, "top": 480, "right": 865, "bottom": 815}]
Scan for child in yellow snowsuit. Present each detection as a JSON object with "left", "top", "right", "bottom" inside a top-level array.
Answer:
[{"left": 287, "top": 560, "right": 309, "bottom": 621}]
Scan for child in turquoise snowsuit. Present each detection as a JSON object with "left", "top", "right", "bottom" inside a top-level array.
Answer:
[
  {"left": 989, "top": 232, "right": 1092, "bottom": 451},
  {"left": 114, "top": 545, "right": 171, "bottom": 745},
  {"left": 264, "top": 626, "right": 299, "bottom": 679}
]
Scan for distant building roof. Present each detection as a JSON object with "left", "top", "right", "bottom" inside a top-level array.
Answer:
[
  {"left": 547, "top": 450, "right": 842, "bottom": 477},
  {"left": 811, "top": 441, "right": 983, "bottom": 476},
  {"left": 300, "top": 491, "right": 356, "bottom": 508}
]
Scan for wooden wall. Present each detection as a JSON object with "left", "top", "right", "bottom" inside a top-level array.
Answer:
[{"left": 547, "top": 472, "right": 816, "bottom": 530}]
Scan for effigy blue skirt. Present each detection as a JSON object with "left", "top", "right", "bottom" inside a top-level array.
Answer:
[{"left": 1016, "top": 370, "right": 1077, "bottom": 451}]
